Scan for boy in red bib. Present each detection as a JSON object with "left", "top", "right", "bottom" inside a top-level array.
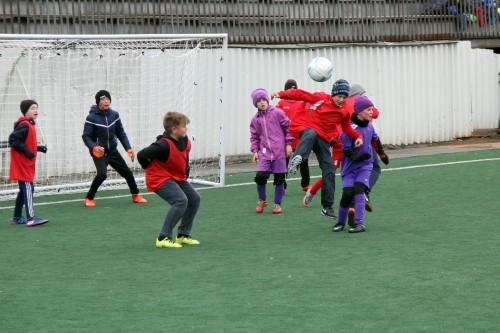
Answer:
[
  {"left": 8, "top": 100, "right": 49, "bottom": 226},
  {"left": 137, "top": 111, "right": 200, "bottom": 248}
]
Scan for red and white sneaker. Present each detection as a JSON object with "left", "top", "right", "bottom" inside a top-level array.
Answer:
[
  {"left": 255, "top": 200, "right": 267, "bottom": 213},
  {"left": 272, "top": 204, "right": 282, "bottom": 214}
]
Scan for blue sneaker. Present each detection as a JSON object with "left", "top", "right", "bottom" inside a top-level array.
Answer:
[
  {"left": 11, "top": 216, "right": 28, "bottom": 225},
  {"left": 26, "top": 216, "right": 49, "bottom": 227}
]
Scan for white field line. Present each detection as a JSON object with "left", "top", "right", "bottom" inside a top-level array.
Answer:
[{"left": 1, "top": 157, "right": 499, "bottom": 210}]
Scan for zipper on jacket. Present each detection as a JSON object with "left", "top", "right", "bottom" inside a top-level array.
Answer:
[
  {"left": 105, "top": 114, "right": 110, "bottom": 151},
  {"left": 262, "top": 112, "right": 274, "bottom": 161}
]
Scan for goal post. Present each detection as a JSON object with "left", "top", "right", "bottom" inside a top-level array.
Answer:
[{"left": 0, "top": 34, "right": 228, "bottom": 201}]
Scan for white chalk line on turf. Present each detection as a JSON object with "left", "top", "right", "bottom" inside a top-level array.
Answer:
[{"left": 1, "top": 157, "right": 499, "bottom": 210}]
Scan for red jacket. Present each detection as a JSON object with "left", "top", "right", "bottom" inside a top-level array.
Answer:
[
  {"left": 9, "top": 117, "right": 37, "bottom": 182},
  {"left": 275, "top": 99, "right": 306, "bottom": 150},
  {"left": 278, "top": 89, "right": 362, "bottom": 143},
  {"left": 145, "top": 137, "right": 191, "bottom": 192}
]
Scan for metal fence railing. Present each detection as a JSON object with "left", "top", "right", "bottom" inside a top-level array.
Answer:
[{"left": 1, "top": 0, "right": 500, "bottom": 43}]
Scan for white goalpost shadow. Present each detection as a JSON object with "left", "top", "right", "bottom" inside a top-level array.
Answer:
[{"left": 0, "top": 34, "right": 228, "bottom": 201}]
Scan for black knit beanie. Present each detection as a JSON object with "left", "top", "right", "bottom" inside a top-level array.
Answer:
[
  {"left": 284, "top": 79, "right": 298, "bottom": 91},
  {"left": 331, "top": 79, "right": 350, "bottom": 97},
  {"left": 95, "top": 90, "right": 112, "bottom": 105},
  {"left": 20, "top": 99, "right": 38, "bottom": 115}
]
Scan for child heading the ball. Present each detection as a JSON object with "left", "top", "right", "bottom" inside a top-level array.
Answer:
[
  {"left": 250, "top": 88, "right": 293, "bottom": 214},
  {"left": 9, "top": 99, "right": 49, "bottom": 226},
  {"left": 275, "top": 79, "right": 311, "bottom": 194},
  {"left": 303, "top": 83, "right": 388, "bottom": 213},
  {"left": 332, "top": 96, "right": 387, "bottom": 234},
  {"left": 82, "top": 90, "right": 147, "bottom": 207},
  {"left": 137, "top": 111, "right": 201, "bottom": 248},
  {"left": 270, "top": 79, "right": 363, "bottom": 220}
]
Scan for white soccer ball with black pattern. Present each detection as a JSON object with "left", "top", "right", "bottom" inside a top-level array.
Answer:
[{"left": 307, "top": 57, "right": 333, "bottom": 82}]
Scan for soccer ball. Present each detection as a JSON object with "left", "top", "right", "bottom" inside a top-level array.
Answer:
[{"left": 307, "top": 57, "right": 333, "bottom": 82}]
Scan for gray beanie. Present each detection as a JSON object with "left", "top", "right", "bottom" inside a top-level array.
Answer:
[{"left": 349, "top": 83, "right": 366, "bottom": 97}]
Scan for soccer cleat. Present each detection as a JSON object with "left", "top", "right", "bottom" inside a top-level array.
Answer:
[
  {"left": 255, "top": 199, "right": 268, "bottom": 213},
  {"left": 272, "top": 204, "right": 282, "bottom": 214},
  {"left": 364, "top": 193, "right": 373, "bottom": 212},
  {"left": 302, "top": 189, "right": 314, "bottom": 207},
  {"left": 321, "top": 206, "right": 337, "bottom": 219},
  {"left": 26, "top": 216, "right": 49, "bottom": 227},
  {"left": 84, "top": 198, "right": 96, "bottom": 207},
  {"left": 332, "top": 223, "right": 345, "bottom": 232},
  {"left": 302, "top": 185, "right": 312, "bottom": 192},
  {"left": 347, "top": 208, "right": 355, "bottom": 228},
  {"left": 349, "top": 224, "right": 366, "bottom": 233},
  {"left": 156, "top": 237, "right": 182, "bottom": 248},
  {"left": 289, "top": 155, "right": 302, "bottom": 174},
  {"left": 175, "top": 236, "right": 200, "bottom": 245},
  {"left": 11, "top": 216, "right": 28, "bottom": 225},
  {"left": 132, "top": 194, "right": 147, "bottom": 203}
]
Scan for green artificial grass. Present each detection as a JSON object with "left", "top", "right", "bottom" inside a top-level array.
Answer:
[{"left": 1, "top": 149, "right": 499, "bottom": 332}]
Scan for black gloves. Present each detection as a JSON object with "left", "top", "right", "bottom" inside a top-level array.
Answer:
[
  {"left": 343, "top": 150, "right": 371, "bottom": 162},
  {"left": 37, "top": 145, "right": 48, "bottom": 154},
  {"left": 354, "top": 153, "right": 371, "bottom": 162},
  {"left": 329, "top": 139, "right": 338, "bottom": 146},
  {"left": 371, "top": 137, "right": 389, "bottom": 165},
  {"left": 23, "top": 148, "right": 35, "bottom": 160}
]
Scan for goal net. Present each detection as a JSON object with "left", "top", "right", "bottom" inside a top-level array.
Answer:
[{"left": 0, "top": 34, "right": 228, "bottom": 201}]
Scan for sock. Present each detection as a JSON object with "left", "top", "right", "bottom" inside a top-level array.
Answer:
[
  {"left": 158, "top": 236, "right": 166, "bottom": 241},
  {"left": 338, "top": 205, "right": 348, "bottom": 225},
  {"left": 257, "top": 184, "right": 266, "bottom": 201},
  {"left": 354, "top": 194, "right": 365, "bottom": 224},
  {"left": 311, "top": 178, "right": 322, "bottom": 195},
  {"left": 177, "top": 234, "right": 189, "bottom": 238},
  {"left": 274, "top": 184, "right": 284, "bottom": 205}
]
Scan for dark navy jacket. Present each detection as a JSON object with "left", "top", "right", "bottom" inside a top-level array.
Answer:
[{"left": 82, "top": 105, "right": 131, "bottom": 156}]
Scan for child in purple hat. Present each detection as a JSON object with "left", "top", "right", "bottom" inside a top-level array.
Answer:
[
  {"left": 332, "top": 96, "right": 389, "bottom": 233},
  {"left": 250, "top": 88, "right": 294, "bottom": 214}
]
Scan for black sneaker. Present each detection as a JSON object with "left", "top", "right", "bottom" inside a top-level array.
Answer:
[
  {"left": 321, "top": 206, "right": 337, "bottom": 219},
  {"left": 364, "top": 193, "right": 373, "bottom": 212},
  {"left": 332, "top": 223, "right": 345, "bottom": 232},
  {"left": 349, "top": 224, "right": 366, "bottom": 233}
]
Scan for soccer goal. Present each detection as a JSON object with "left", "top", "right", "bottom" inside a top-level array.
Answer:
[{"left": 0, "top": 34, "right": 228, "bottom": 201}]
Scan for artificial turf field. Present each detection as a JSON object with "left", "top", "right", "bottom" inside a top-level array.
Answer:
[{"left": 1, "top": 149, "right": 499, "bottom": 332}]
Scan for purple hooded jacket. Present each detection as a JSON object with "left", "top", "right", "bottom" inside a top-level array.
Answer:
[{"left": 250, "top": 104, "right": 294, "bottom": 161}]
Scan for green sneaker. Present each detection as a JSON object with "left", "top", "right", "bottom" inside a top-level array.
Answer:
[
  {"left": 156, "top": 237, "right": 182, "bottom": 248},
  {"left": 175, "top": 236, "right": 200, "bottom": 245}
]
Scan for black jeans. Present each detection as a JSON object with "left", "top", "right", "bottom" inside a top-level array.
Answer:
[{"left": 86, "top": 152, "right": 139, "bottom": 199}]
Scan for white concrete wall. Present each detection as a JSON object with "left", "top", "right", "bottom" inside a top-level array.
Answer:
[{"left": 224, "top": 40, "right": 500, "bottom": 157}]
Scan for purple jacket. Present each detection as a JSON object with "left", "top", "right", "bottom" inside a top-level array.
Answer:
[{"left": 250, "top": 105, "right": 294, "bottom": 161}]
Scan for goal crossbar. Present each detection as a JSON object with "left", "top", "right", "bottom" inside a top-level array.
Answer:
[{"left": 0, "top": 34, "right": 228, "bottom": 200}]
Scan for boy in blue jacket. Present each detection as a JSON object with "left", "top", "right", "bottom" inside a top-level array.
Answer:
[
  {"left": 250, "top": 88, "right": 293, "bottom": 214},
  {"left": 81, "top": 90, "right": 147, "bottom": 207}
]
